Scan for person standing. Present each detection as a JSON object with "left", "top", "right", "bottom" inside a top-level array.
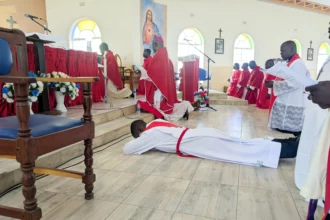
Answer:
[
  {"left": 245, "top": 61, "right": 264, "bottom": 105},
  {"left": 227, "top": 63, "right": 241, "bottom": 96},
  {"left": 100, "top": 43, "right": 133, "bottom": 99},
  {"left": 137, "top": 49, "right": 153, "bottom": 95},
  {"left": 256, "top": 59, "right": 276, "bottom": 109},
  {"left": 265, "top": 41, "right": 310, "bottom": 134},
  {"left": 235, "top": 63, "right": 250, "bottom": 99}
]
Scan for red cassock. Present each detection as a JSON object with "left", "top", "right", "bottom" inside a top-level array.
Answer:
[
  {"left": 227, "top": 70, "right": 241, "bottom": 96},
  {"left": 139, "top": 47, "right": 179, "bottom": 118},
  {"left": 256, "top": 74, "right": 276, "bottom": 109},
  {"left": 137, "top": 56, "right": 153, "bottom": 95},
  {"left": 235, "top": 68, "right": 250, "bottom": 98},
  {"left": 245, "top": 66, "right": 264, "bottom": 105},
  {"left": 102, "top": 51, "right": 123, "bottom": 89},
  {"left": 268, "top": 54, "right": 300, "bottom": 116}
]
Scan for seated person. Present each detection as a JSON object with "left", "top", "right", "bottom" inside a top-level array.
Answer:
[
  {"left": 123, "top": 119, "right": 300, "bottom": 169},
  {"left": 99, "top": 42, "right": 133, "bottom": 99},
  {"left": 137, "top": 37, "right": 193, "bottom": 121}
]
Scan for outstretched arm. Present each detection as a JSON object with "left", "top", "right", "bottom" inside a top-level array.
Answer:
[{"left": 123, "top": 130, "right": 158, "bottom": 154}]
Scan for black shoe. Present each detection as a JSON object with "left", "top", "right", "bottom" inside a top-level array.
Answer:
[{"left": 183, "top": 110, "right": 189, "bottom": 120}]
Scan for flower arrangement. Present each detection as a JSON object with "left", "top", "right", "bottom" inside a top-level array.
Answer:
[
  {"left": 2, "top": 72, "right": 44, "bottom": 103},
  {"left": 194, "top": 90, "right": 210, "bottom": 108},
  {"left": 47, "top": 72, "right": 80, "bottom": 100}
]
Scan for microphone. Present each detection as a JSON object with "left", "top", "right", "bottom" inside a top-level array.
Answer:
[{"left": 25, "top": 14, "right": 40, "bottom": 20}]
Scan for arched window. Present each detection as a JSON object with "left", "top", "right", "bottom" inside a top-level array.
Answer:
[
  {"left": 292, "top": 39, "right": 302, "bottom": 56},
  {"left": 233, "top": 34, "right": 254, "bottom": 67},
  {"left": 177, "top": 28, "right": 204, "bottom": 72},
  {"left": 70, "top": 19, "right": 102, "bottom": 54},
  {"left": 317, "top": 43, "right": 330, "bottom": 76}
]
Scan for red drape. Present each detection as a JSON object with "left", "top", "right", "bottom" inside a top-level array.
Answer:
[
  {"left": 0, "top": 47, "right": 105, "bottom": 117},
  {"left": 178, "top": 56, "right": 199, "bottom": 103}
]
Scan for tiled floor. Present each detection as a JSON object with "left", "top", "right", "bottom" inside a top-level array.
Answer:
[{"left": 0, "top": 105, "right": 323, "bottom": 220}]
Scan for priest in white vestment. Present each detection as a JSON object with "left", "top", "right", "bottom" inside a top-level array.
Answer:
[
  {"left": 300, "top": 80, "right": 330, "bottom": 218},
  {"left": 267, "top": 41, "right": 311, "bottom": 133},
  {"left": 295, "top": 56, "right": 330, "bottom": 190},
  {"left": 124, "top": 119, "right": 287, "bottom": 169}
]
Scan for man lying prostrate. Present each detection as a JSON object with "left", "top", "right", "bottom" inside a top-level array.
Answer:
[{"left": 123, "top": 119, "right": 299, "bottom": 169}]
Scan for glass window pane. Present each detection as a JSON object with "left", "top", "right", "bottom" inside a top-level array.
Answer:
[
  {"left": 72, "top": 40, "right": 87, "bottom": 51},
  {"left": 92, "top": 38, "right": 102, "bottom": 54}
]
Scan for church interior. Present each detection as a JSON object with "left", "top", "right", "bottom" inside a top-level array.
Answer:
[{"left": 0, "top": 0, "right": 330, "bottom": 219}]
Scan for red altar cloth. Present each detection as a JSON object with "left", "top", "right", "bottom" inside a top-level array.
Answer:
[
  {"left": 0, "top": 45, "right": 105, "bottom": 117},
  {"left": 178, "top": 55, "right": 200, "bottom": 103}
]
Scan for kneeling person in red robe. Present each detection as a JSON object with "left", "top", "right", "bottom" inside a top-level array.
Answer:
[
  {"left": 138, "top": 37, "right": 193, "bottom": 121},
  {"left": 256, "top": 59, "right": 276, "bottom": 109},
  {"left": 137, "top": 49, "right": 153, "bottom": 95},
  {"left": 245, "top": 61, "right": 264, "bottom": 105}
]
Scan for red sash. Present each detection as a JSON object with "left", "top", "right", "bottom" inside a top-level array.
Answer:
[
  {"left": 268, "top": 54, "right": 301, "bottom": 116},
  {"left": 144, "top": 121, "right": 196, "bottom": 158}
]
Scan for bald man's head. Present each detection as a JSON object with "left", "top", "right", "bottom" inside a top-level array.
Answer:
[{"left": 280, "top": 41, "right": 297, "bottom": 61}]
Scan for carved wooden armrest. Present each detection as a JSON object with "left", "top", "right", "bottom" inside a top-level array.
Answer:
[
  {"left": 36, "top": 77, "right": 99, "bottom": 83},
  {"left": 0, "top": 76, "right": 36, "bottom": 84}
]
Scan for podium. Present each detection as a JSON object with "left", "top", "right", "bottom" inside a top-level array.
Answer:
[
  {"left": 178, "top": 55, "right": 200, "bottom": 103},
  {"left": 26, "top": 33, "right": 56, "bottom": 112}
]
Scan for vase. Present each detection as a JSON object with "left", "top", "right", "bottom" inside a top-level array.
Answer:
[
  {"left": 28, "top": 102, "right": 34, "bottom": 115},
  {"left": 55, "top": 91, "right": 67, "bottom": 113}
]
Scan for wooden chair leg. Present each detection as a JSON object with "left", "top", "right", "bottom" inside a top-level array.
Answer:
[
  {"left": 83, "top": 139, "right": 95, "bottom": 200},
  {"left": 21, "top": 163, "right": 42, "bottom": 220}
]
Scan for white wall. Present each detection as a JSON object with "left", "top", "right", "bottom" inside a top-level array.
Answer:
[{"left": 46, "top": 0, "right": 330, "bottom": 90}]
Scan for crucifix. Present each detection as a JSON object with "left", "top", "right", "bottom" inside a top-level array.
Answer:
[
  {"left": 310, "top": 40, "right": 313, "bottom": 48},
  {"left": 6, "top": 16, "right": 17, "bottom": 29},
  {"left": 218, "top": 29, "right": 222, "bottom": 39}
]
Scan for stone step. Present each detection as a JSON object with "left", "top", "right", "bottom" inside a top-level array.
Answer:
[
  {"left": 0, "top": 112, "right": 154, "bottom": 193},
  {"left": 210, "top": 97, "right": 248, "bottom": 106}
]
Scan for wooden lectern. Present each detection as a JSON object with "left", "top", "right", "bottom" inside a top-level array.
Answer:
[
  {"left": 178, "top": 55, "right": 200, "bottom": 103},
  {"left": 26, "top": 35, "right": 55, "bottom": 112}
]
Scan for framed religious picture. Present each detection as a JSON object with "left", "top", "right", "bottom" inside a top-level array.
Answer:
[
  {"left": 215, "top": 38, "right": 224, "bottom": 54},
  {"left": 307, "top": 48, "right": 314, "bottom": 61}
]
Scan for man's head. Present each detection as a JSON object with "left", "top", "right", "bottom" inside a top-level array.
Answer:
[
  {"left": 99, "top": 43, "right": 109, "bottom": 56},
  {"left": 143, "top": 49, "right": 151, "bottom": 59},
  {"left": 265, "top": 59, "right": 275, "bottom": 69},
  {"left": 233, "top": 63, "right": 240, "bottom": 70},
  {"left": 152, "top": 37, "right": 164, "bottom": 53},
  {"left": 280, "top": 41, "right": 297, "bottom": 60},
  {"left": 130, "top": 120, "right": 147, "bottom": 138},
  {"left": 249, "top": 61, "right": 257, "bottom": 70},
  {"left": 242, "top": 63, "right": 249, "bottom": 69}
]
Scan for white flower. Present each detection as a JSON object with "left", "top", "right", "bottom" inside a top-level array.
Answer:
[
  {"left": 71, "top": 95, "right": 76, "bottom": 100},
  {"left": 47, "top": 73, "right": 51, "bottom": 78},
  {"left": 38, "top": 87, "right": 44, "bottom": 93},
  {"left": 31, "top": 96, "right": 38, "bottom": 102},
  {"left": 7, "top": 98, "right": 14, "bottom": 103},
  {"left": 65, "top": 82, "right": 70, "bottom": 85},
  {"left": 55, "top": 83, "right": 60, "bottom": 87},
  {"left": 60, "top": 87, "right": 66, "bottom": 93},
  {"left": 2, "top": 94, "right": 8, "bottom": 99},
  {"left": 37, "top": 81, "right": 44, "bottom": 88},
  {"left": 31, "top": 83, "right": 37, "bottom": 88},
  {"left": 68, "top": 85, "right": 73, "bottom": 91},
  {"left": 75, "top": 88, "right": 79, "bottom": 93},
  {"left": 7, "top": 91, "right": 13, "bottom": 97}
]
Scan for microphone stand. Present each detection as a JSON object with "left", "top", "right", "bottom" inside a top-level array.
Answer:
[
  {"left": 28, "top": 17, "right": 52, "bottom": 34},
  {"left": 40, "top": 18, "right": 50, "bottom": 35},
  {"left": 184, "top": 39, "right": 217, "bottom": 111}
]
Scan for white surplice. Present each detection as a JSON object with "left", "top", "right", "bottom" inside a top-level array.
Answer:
[
  {"left": 295, "top": 56, "right": 330, "bottom": 190},
  {"left": 103, "top": 51, "right": 132, "bottom": 99},
  {"left": 124, "top": 119, "right": 282, "bottom": 168},
  {"left": 269, "top": 58, "right": 311, "bottom": 132}
]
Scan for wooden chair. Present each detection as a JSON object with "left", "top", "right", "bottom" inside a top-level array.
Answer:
[{"left": 0, "top": 28, "right": 99, "bottom": 220}]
